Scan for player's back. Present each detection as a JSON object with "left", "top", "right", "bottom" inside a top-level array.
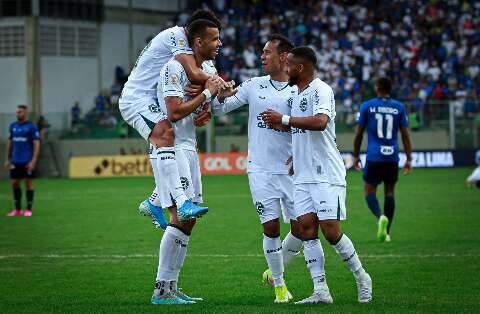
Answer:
[
  {"left": 122, "top": 26, "right": 191, "bottom": 101},
  {"left": 358, "top": 97, "right": 408, "bottom": 163}
]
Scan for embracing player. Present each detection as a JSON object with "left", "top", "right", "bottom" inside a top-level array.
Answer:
[
  {"left": 212, "top": 34, "right": 301, "bottom": 303},
  {"left": 262, "top": 47, "right": 372, "bottom": 304},
  {"left": 150, "top": 19, "right": 221, "bottom": 305},
  {"left": 119, "top": 10, "right": 227, "bottom": 226},
  {"left": 353, "top": 77, "right": 413, "bottom": 242}
]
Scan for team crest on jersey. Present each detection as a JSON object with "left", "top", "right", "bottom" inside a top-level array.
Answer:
[
  {"left": 180, "top": 177, "right": 190, "bottom": 191},
  {"left": 287, "top": 97, "right": 293, "bottom": 108},
  {"left": 300, "top": 98, "right": 308, "bottom": 112},
  {"left": 149, "top": 103, "right": 161, "bottom": 113},
  {"left": 177, "top": 38, "right": 186, "bottom": 48},
  {"left": 255, "top": 202, "right": 265, "bottom": 215}
]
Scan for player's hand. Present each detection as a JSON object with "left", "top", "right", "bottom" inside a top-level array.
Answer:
[
  {"left": 403, "top": 159, "right": 412, "bottom": 175},
  {"left": 185, "top": 84, "right": 203, "bottom": 97},
  {"left": 286, "top": 156, "right": 294, "bottom": 176},
  {"left": 194, "top": 110, "right": 212, "bottom": 127},
  {"left": 3, "top": 160, "right": 10, "bottom": 170},
  {"left": 354, "top": 157, "right": 362, "bottom": 171},
  {"left": 26, "top": 161, "right": 36, "bottom": 172},
  {"left": 261, "top": 109, "right": 282, "bottom": 128},
  {"left": 205, "top": 77, "right": 219, "bottom": 96},
  {"left": 218, "top": 84, "right": 237, "bottom": 99}
]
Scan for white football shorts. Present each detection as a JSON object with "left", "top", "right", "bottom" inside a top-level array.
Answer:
[
  {"left": 119, "top": 96, "right": 167, "bottom": 141},
  {"left": 294, "top": 183, "right": 347, "bottom": 221},
  {"left": 248, "top": 172, "right": 296, "bottom": 224}
]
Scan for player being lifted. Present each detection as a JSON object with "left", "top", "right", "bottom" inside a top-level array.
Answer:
[
  {"left": 353, "top": 77, "right": 413, "bottom": 242},
  {"left": 119, "top": 10, "right": 229, "bottom": 226},
  {"left": 211, "top": 34, "right": 301, "bottom": 303},
  {"left": 262, "top": 47, "right": 372, "bottom": 304},
  {"left": 150, "top": 19, "right": 221, "bottom": 305}
]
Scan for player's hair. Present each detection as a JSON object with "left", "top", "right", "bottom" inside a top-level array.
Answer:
[
  {"left": 187, "top": 19, "right": 219, "bottom": 46},
  {"left": 376, "top": 77, "right": 392, "bottom": 94},
  {"left": 269, "top": 33, "right": 294, "bottom": 54},
  {"left": 17, "top": 105, "right": 27, "bottom": 110},
  {"left": 290, "top": 46, "right": 317, "bottom": 66},
  {"left": 187, "top": 9, "right": 222, "bottom": 30}
]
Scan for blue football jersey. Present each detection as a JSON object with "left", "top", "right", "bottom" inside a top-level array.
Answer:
[
  {"left": 9, "top": 121, "right": 40, "bottom": 164},
  {"left": 357, "top": 97, "right": 408, "bottom": 162}
]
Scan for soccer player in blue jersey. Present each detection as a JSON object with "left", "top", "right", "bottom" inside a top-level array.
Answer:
[
  {"left": 4, "top": 105, "right": 40, "bottom": 217},
  {"left": 353, "top": 77, "right": 412, "bottom": 242}
]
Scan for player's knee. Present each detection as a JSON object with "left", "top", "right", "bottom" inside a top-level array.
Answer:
[
  {"left": 263, "top": 219, "right": 280, "bottom": 237},
  {"left": 320, "top": 223, "right": 341, "bottom": 244},
  {"left": 290, "top": 220, "right": 303, "bottom": 239},
  {"left": 300, "top": 223, "right": 318, "bottom": 240},
  {"left": 11, "top": 180, "right": 20, "bottom": 188}
]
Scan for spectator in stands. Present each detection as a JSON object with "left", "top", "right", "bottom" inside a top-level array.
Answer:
[
  {"left": 71, "top": 102, "right": 81, "bottom": 128},
  {"left": 98, "top": 112, "right": 117, "bottom": 128}
]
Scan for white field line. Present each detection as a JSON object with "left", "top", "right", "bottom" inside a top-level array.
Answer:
[{"left": 0, "top": 253, "right": 479, "bottom": 260}]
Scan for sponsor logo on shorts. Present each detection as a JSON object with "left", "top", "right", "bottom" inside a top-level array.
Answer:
[
  {"left": 180, "top": 177, "right": 190, "bottom": 191},
  {"left": 255, "top": 201, "right": 265, "bottom": 215},
  {"left": 148, "top": 103, "right": 161, "bottom": 113}
]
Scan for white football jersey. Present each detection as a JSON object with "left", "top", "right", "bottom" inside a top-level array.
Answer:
[
  {"left": 291, "top": 78, "right": 346, "bottom": 186},
  {"left": 212, "top": 76, "right": 296, "bottom": 174},
  {"left": 157, "top": 59, "right": 217, "bottom": 151},
  {"left": 121, "top": 26, "right": 193, "bottom": 101}
]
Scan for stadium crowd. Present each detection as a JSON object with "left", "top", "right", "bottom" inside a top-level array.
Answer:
[{"left": 176, "top": 0, "right": 480, "bottom": 126}]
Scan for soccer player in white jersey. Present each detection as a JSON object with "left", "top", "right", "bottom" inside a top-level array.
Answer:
[
  {"left": 211, "top": 34, "right": 302, "bottom": 303},
  {"left": 150, "top": 19, "right": 221, "bottom": 305},
  {"left": 262, "top": 47, "right": 373, "bottom": 304},
  {"left": 119, "top": 10, "right": 227, "bottom": 224}
]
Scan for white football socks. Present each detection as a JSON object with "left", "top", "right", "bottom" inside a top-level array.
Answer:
[
  {"left": 282, "top": 232, "right": 302, "bottom": 267},
  {"left": 172, "top": 230, "right": 190, "bottom": 289},
  {"left": 156, "top": 147, "right": 188, "bottom": 208},
  {"left": 303, "top": 239, "right": 327, "bottom": 292},
  {"left": 332, "top": 234, "right": 366, "bottom": 280},
  {"left": 156, "top": 226, "right": 186, "bottom": 282},
  {"left": 263, "top": 235, "right": 285, "bottom": 287}
]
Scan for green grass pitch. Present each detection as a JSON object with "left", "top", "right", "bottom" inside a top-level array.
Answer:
[{"left": 0, "top": 168, "right": 479, "bottom": 313}]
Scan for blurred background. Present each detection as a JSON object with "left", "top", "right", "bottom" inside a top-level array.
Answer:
[{"left": 0, "top": 0, "right": 479, "bottom": 179}]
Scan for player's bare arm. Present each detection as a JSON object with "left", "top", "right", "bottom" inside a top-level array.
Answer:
[
  {"left": 26, "top": 139, "right": 40, "bottom": 172},
  {"left": 4, "top": 138, "right": 11, "bottom": 169},
  {"left": 166, "top": 77, "right": 218, "bottom": 122},
  {"left": 177, "top": 54, "right": 233, "bottom": 97},
  {"left": 400, "top": 126, "right": 413, "bottom": 175},
  {"left": 353, "top": 124, "right": 366, "bottom": 171},
  {"left": 261, "top": 108, "right": 329, "bottom": 131}
]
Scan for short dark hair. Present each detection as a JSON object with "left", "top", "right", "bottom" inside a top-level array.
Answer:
[
  {"left": 17, "top": 105, "right": 27, "bottom": 110},
  {"left": 187, "top": 9, "right": 222, "bottom": 30},
  {"left": 376, "top": 77, "right": 392, "bottom": 94},
  {"left": 290, "top": 46, "right": 317, "bottom": 66},
  {"left": 187, "top": 19, "right": 219, "bottom": 46},
  {"left": 269, "top": 33, "right": 294, "bottom": 54}
]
